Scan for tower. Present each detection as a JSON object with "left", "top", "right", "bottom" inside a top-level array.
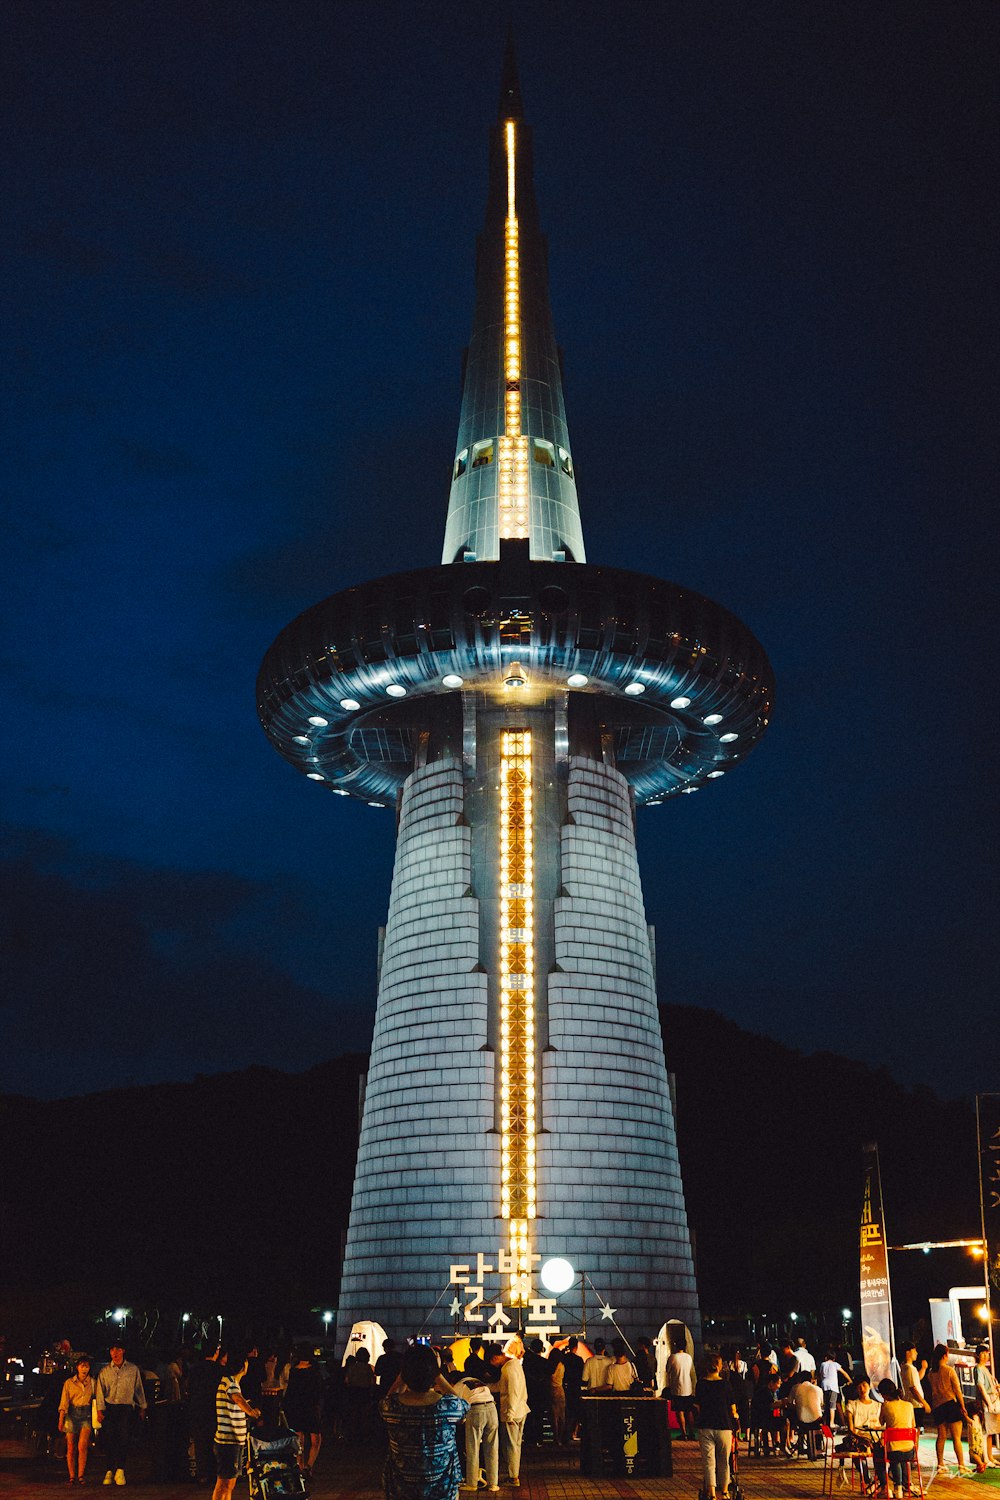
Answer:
[{"left": 257, "top": 50, "right": 773, "bottom": 1344}]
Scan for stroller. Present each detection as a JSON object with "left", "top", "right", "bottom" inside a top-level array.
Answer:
[{"left": 245, "top": 1425, "right": 309, "bottom": 1500}]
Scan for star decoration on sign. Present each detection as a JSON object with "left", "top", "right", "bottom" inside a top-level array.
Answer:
[
  {"left": 450, "top": 1297, "right": 463, "bottom": 1318},
  {"left": 599, "top": 1302, "right": 617, "bottom": 1321}
]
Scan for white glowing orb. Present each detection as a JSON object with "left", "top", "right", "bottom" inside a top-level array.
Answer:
[{"left": 539, "top": 1257, "right": 575, "bottom": 1295}]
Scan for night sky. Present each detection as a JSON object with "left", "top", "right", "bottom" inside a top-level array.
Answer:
[{"left": 2, "top": 1, "right": 996, "bottom": 1102}]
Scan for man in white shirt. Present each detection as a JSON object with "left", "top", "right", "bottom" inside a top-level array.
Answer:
[
  {"left": 792, "top": 1372, "right": 824, "bottom": 1456},
  {"left": 666, "top": 1347, "right": 697, "bottom": 1439},
  {"left": 899, "top": 1345, "right": 930, "bottom": 1426},
  {"left": 582, "top": 1339, "right": 614, "bottom": 1393},
  {"left": 491, "top": 1350, "right": 529, "bottom": 1488},
  {"left": 795, "top": 1338, "right": 817, "bottom": 1375}
]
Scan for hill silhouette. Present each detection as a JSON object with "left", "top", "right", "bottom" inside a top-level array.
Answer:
[{"left": 0, "top": 1006, "right": 979, "bottom": 1343}]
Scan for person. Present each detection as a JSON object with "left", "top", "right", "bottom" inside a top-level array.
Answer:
[
  {"left": 451, "top": 1370, "right": 499, "bottom": 1493},
  {"left": 973, "top": 1346, "right": 1000, "bottom": 1467},
  {"left": 820, "top": 1348, "right": 852, "bottom": 1430},
  {"left": 635, "top": 1337, "right": 656, "bottom": 1392},
  {"left": 899, "top": 1346, "right": 930, "bottom": 1429},
  {"left": 284, "top": 1347, "right": 325, "bottom": 1475},
  {"left": 548, "top": 1348, "right": 566, "bottom": 1444},
  {"left": 260, "top": 1348, "right": 290, "bottom": 1426},
  {"left": 666, "top": 1341, "right": 696, "bottom": 1439},
  {"left": 491, "top": 1347, "right": 529, "bottom": 1488},
  {"left": 791, "top": 1368, "right": 824, "bottom": 1457},
  {"left": 877, "top": 1378, "right": 917, "bottom": 1498},
  {"left": 59, "top": 1354, "right": 97, "bottom": 1484},
  {"left": 928, "top": 1342, "right": 972, "bottom": 1475},
  {"left": 693, "top": 1351, "right": 738, "bottom": 1500},
  {"left": 521, "top": 1339, "right": 549, "bottom": 1445},
  {"left": 561, "top": 1338, "right": 584, "bottom": 1442},
  {"left": 188, "top": 1345, "right": 226, "bottom": 1485},
  {"left": 846, "top": 1374, "right": 887, "bottom": 1493},
  {"left": 95, "top": 1341, "right": 147, "bottom": 1487},
  {"left": 381, "top": 1344, "right": 468, "bottom": 1500},
  {"left": 463, "top": 1339, "right": 493, "bottom": 1383},
  {"left": 375, "top": 1339, "right": 404, "bottom": 1397},
  {"left": 727, "top": 1350, "right": 752, "bottom": 1437},
  {"left": 344, "top": 1346, "right": 377, "bottom": 1443},
  {"left": 606, "top": 1341, "right": 639, "bottom": 1393},
  {"left": 795, "top": 1337, "right": 817, "bottom": 1376},
  {"left": 152, "top": 1349, "right": 187, "bottom": 1482},
  {"left": 581, "top": 1339, "right": 613, "bottom": 1395},
  {"left": 213, "top": 1347, "right": 261, "bottom": 1500}
]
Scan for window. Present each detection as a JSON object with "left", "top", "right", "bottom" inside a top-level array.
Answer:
[
  {"left": 472, "top": 440, "right": 494, "bottom": 469},
  {"left": 558, "top": 446, "right": 574, "bottom": 477},
  {"left": 533, "top": 439, "right": 555, "bottom": 467},
  {"left": 453, "top": 449, "right": 468, "bottom": 480}
]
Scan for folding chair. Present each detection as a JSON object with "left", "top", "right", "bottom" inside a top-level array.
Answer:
[{"left": 881, "top": 1428, "right": 922, "bottom": 1498}]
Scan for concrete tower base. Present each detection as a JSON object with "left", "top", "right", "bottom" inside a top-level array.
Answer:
[{"left": 337, "top": 701, "right": 700, "bottom": 1346}]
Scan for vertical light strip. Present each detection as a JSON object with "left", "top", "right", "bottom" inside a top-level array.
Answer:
[
  {"left": 498, "top": 119, "right": 530, "bottom": 540},
  {"left": 499, "top": 728, "right": 536, "bottom": 1303}
]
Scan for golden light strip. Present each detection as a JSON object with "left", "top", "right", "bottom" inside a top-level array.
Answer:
[
  {"left": 498, "top": 119, "right": 529, "bottom": 541},
  {"left": 499, "top": 728, "right": 536, "bottom": 1304}
]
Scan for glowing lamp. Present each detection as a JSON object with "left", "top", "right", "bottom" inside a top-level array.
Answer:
[{"left": 540, "top": 1258, "right": 575, "bottom": 1295}]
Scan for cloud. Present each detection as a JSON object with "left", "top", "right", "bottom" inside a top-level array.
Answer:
[{"left": 0, "top": 826, "right": 371, "bottom": 1098}]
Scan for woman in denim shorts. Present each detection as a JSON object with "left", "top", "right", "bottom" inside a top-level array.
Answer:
[{"left": 59, "top": 1355, "right": 97, "bottom": 1484}]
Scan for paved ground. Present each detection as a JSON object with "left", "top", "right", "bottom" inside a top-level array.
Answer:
[{"left": 2, "top": 1433, "right": 998, "bottom": 1500}]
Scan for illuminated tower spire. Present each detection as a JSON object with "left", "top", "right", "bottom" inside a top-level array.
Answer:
[
  {"left": 258, "top": 49, "right": 774, "bottom": 1350},
  {"left": 442, "top": 43, "right": 585, "bottom": 565}
]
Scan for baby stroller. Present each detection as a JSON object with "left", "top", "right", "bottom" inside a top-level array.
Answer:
[{"left": 245, "top": 1425, "right": 309, "bottom": 1500}]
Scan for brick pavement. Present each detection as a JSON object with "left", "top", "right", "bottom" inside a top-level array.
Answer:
[{"left": 2, "top": 1432, "right": 997, "bottom": 1500}]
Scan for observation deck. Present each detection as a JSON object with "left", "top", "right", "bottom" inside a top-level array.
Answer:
[{"left": 257, "top": 543, "right": 773, "bottom": 808}]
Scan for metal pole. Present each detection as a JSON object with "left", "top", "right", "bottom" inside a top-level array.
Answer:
[
  {"left": 977, "top": 1095, "right": 996, "bottom": 1375},
  {"left": 581, "top": 1271, "right": 587, "bottom": 1339}
]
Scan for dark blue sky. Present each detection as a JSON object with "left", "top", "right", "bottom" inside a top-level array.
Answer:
[{"left": 2, "top": 0, "right": 995, "bottom": 1100}]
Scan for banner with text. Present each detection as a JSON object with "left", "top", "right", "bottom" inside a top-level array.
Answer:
[
  {"left": 860, "top": 1142, "right": 895, "bottom": 1385},
  {"left": 978, "top": 1095, "right": 1000, "bottom": 1298}
]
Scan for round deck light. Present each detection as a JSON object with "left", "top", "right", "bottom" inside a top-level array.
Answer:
[
  {"left": 624, "top": 681, "right": 645, "bottom": 696},
  {"left": 340, "top": 697, "right": 361, "bottom": 711},
  {"left": 703, "top": 713, "right": 723, "bottom": 725},
  {"left": 670, "top": 696, "right": 691, "bottom": 709},
  {"left": 720, "top": 732, "right": 739, "bottom": 744},
  {"left": 540, "top": 1257, "right": 575, "bottom": 1295},
  {"left": 293, "top": 735, "right": 309, "bottom": 745},
  {"left": 385, "top": 683, "right": 406, "bottom": 698},
  {"left": 442, "top": 674, "right": 464, "bottom": 688},
  {"left": 307, "top": 772, "right": 325, "bottom": 781},
  {"left": 567, "top": 673, "right": 589, "bottom": 688},
  {"left": 307, "top": 715, "right": 329, "bottom": 727},
  {"left": 708, "top": 770, "right": 725, "bottom": 779}
]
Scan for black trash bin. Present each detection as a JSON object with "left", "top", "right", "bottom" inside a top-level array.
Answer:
[{"left": 580, "top": 1394, "right": 672, "bottom": 1477}]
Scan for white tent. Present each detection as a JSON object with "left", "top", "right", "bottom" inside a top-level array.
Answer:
[
  {"left": 654, "top": 1319, "right": 695, "bottom": 1394},
  {"left": 341, "top": 1319, "right": 388, "bottom": 1367}
]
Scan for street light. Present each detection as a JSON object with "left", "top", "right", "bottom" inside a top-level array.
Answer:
[{"left": 322, "top": 1312, "right": 333, "bottom": 1335}]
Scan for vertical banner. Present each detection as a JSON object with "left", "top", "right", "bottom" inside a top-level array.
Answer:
[
  {"left": 977, "top": 1095, "right": 1000, "bottom": 1339},
  {"left": 860, "top": 1142, "right": 895, "bottom": 1385}
]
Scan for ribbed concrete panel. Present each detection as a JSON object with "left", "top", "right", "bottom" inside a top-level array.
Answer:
[
  {"left": 537, "top": 756, "right": 700, "bottom": 1337},
  {"left": 337, "top": 759, "right": 497, "bottom": 1335}
]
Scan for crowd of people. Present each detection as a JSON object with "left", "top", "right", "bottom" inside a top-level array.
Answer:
[
  {"left": 24, "top": 1328, "right": 1000, "bottom": 1500},
  {"left": 30, "top": 1337, "right": 330, "bottom": 1490},
  {"left": 689, "top": 1336, "right": 1000, "bottom": 1500}
]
